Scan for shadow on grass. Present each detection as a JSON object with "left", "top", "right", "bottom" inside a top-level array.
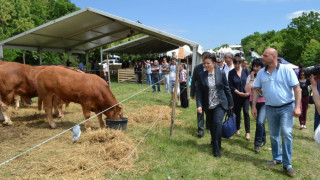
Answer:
[
  {"left": 222, "top": 148, "right": 287, "bottom": 176},
  {"left": 25, "top": 120, "right": 79, "bottom": 130},
  {"left": 223, "top": 137, "right": 254, "bottom": 152},
  {"left": 294, "top": 132, "right": 314, "bottom": 142},
  {"left": 12, "top": 111, "right": 72, "bottom": 122},
  {"left": 169, "top": 138, "right": 211, "bottom": 154}
]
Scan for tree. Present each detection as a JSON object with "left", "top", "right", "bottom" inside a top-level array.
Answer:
[
  {"left": 299, "top": 39, "right": 320, "bottom": 66},
  {"left": 282, "top": 11, "right": 320, "bottom": 64},
  {"left": 0, "top": 0, "right": 79, "bottom": 64}
]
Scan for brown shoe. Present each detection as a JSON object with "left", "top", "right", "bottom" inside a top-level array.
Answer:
[{"left": 283, "top": 167, "right": 296, "bottom": 177}]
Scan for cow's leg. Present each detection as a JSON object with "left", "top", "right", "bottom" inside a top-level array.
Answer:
[
  {"left": 1, "top": 93, "right": 14, "bottom": 125},
  {"left": 57, "top": 104, "right": 64, "bottom": 118},
  {"left": 52, "top": 95, "right": 59, "bottom": 117},
  {"left": 82, "top": 107, "right": 91, "bottom": 131},
  {"left": 96, "top": 112, "right": 105, "bottom": 128},
  {"left": 0, "top": 103, "right": 13, "bottom": 125},
  {"left": 52, "top": 96, "right": 64, "bottom": 118},
  {"left": 43, "top": 94, "right": 56, "bottom": 128},
  {"left": 14, "top": 95, "right": 20, "bottom": 110}
]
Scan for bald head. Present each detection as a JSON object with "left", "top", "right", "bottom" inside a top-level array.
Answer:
[
  {"left": 265, "top": 48, "right": 278, "bottom": 58},
  {"left": 263, "top": 48, "right": 278, "bottom": 66}
]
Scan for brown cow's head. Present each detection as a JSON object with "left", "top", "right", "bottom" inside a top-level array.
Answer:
[{"left": 105, "top": 104, "right": 123, "bottom": 120}]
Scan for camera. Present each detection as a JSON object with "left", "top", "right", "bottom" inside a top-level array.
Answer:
[{"left": 303, "top": 64, "right": 320, "bottom": 77}]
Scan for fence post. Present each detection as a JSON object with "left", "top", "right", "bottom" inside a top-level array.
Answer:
[{"left": 170, "top": 59, "right": 180, "bottom": 137}]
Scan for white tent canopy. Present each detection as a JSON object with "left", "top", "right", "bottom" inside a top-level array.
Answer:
[{"left": 0, "top": 7, "right": 199, "bottom": 67}]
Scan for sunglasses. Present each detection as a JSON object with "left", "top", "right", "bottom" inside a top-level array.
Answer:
[
  {"left": 233, "top": 61, "right": 241, "bottom": 64},
  {"left": 217, "top": 61, "right": 223, "bottom": 63}
]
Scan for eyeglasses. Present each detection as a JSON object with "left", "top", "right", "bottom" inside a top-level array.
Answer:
[{"left": 217, "top": 61, "right": 222, "bottom": 63}]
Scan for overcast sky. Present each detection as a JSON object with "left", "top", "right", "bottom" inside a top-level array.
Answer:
[{"left": 71, "top": 0, "right": 320, "bottom": 49}]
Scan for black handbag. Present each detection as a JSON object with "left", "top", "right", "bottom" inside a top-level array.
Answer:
[
  {"left": 309, "top": 91, "right": 314, "bottom": 104},
  {"left": 222, "top": 110, "right": 237, "bottom": 139},
  {"left": 309, "top": 96, "right": 314, "bottom": 104}
]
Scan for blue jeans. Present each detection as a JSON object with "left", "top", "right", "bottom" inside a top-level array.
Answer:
[
  {"left": 315, "top": 82, "right": 320, "bottom": 131},
  {"left": 254, "top": 103, "right": 266, "bottom": 147},
  {"left": 146, "top": 74, "right": 152, "bottom": 85},
  {"left": 266, "top": 103, "right": 294, "bottom": 168}
]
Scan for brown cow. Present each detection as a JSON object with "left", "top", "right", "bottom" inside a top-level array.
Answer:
[
  {"left": 0, "top": 62, "right": 46, "bottom": 125},
  {"left": 37, "top": 66, "right": 123, "bottom": 130},
  {"left": 0, "top": 62, "right": 64, "bottom": 125}
]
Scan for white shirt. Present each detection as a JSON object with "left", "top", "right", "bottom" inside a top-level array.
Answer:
[
  {"left": 223, "top": 64, "right": 234, "bottom": 80},
  {"left": 169, "top": 65, "right": 176, "bottom": 81},
  {"left": 103, "top": 63, "right": 108, "bottom": 72}
]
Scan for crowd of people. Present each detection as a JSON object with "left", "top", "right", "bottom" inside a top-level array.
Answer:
[
  {"left": 63, "top": 50, "right": 319, "bottom": 177},
  {"left": 191, "top": 48, "right": 320, "bottom": 177},
  {"left": 133, "top": 57, "right": 190, "bottom": 108}
]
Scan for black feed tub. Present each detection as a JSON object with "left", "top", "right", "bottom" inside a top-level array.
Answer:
[{"left": 105, "top": 117, "right": 128, "bottom": 130}]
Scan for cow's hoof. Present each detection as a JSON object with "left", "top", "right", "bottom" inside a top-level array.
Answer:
[
  {"left": 3, "top": 121, "right": 13, "bottom": 126},
  {"left": 49, "top": 123, "right": 57, "bottom": 129}
]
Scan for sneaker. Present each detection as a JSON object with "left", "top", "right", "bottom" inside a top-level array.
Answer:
[
  {"left": 300, "top": 125, "right": 303, "bottom": 130},
  {"left": 254, "top": 145, "right": 260, "bottom": 153},
  {"left": 303, "top": 125, "right": 307, "bottom": 129},
  {"left": 266, "top": 160, "right": 282, "bottom": 166},
  {"left": 283, "top": 167, "right": 296, "bottom": 177}
]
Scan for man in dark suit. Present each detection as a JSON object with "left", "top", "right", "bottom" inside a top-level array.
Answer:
[{"left": 191, "top": 51, "right": 211, "bottom": 137}]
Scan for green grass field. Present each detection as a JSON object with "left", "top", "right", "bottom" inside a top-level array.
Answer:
[
  {"left": 109, "top": 82, "right": 320, "bottom": 179},
  {"left": 1, "top": 82, "right": 319, "bottom": 179}
]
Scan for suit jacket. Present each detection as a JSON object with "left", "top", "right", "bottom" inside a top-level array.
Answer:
[
  {"left": 191, "top": 64, "right": 205, "bottom": 97},
  {"left": 196, "top": 66, "right": 234, "bottom": 111}
]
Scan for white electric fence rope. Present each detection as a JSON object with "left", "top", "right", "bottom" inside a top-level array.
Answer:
[
  {"left": 0, "top": 77, "right": 165, "bottom": 167},
  {"left": 110, "top": 85, "right": 188, "bottom": 180}
]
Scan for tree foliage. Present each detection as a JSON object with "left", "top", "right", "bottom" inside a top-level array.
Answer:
[
  {"left": 241, "top": 11, "right": 320, "bottom": 66},
  {"left": 0, "top": 0, "right": 79, "bottom": 65}
]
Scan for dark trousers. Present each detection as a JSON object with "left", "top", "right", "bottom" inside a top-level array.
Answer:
[
  {"left": 136, "top": 72, "right": 142, "bottom": 84},
  {"left": 152, "top": 75, "right": 160, "bottom": 92},
  {"left": 197, "top": 112, "right": 204, "bottom": 133},
  {"left": 198, "top": 111, "right": 210, "bottom": 134},
  {"left": 180, "top": 82, "right": 188, "bottom": 108},
  {"left": 104, "top": 72, "right": 109, "bottom": 84},
  {"left": 299, "top": 96, "right": 309, "bottom": 125},
  {"left": 233, "top": 96, "right": 250, "bottom": 133},
  {"left": 315, "top": 82, "right": 320, "bottom": 131},
  {"left": 206, "top": 104, "right": 225, "bottom": 156}
]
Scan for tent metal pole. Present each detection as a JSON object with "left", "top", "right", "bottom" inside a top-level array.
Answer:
[
  {"left": 85, "top": 51, "right": 89, "bottom": 73},
  {"left": 0, "top": 45, "right": 3, "bottom": 58},
  {"left": 100, "top": 51, "right": 103, "bottom": 63},
  {"left": 191, "top": 45, "right": 198, "bottom": 76},
  {"left": 39, "top": 49, "right": 43, "bottom": 65}
]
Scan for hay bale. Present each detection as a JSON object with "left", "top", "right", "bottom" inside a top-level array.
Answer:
[{"left": 126, "top": 105, "right": 181, "bottom": 126}]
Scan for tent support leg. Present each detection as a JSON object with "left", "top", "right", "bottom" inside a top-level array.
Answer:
[{"left": 191, "top": 45, "right": 198, "bottom": 76}]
